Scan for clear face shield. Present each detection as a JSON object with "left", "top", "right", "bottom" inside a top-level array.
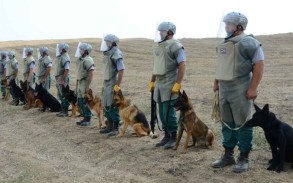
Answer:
[
  {"left": 23, "top": 48, "right": 26, "bottom": 58},
  {"left": 74, "top": 42, "right": 82, "bottom": 58},
  {"left": 154, "top": 30, "right": 168, "bottom": 43},
  {"left": 217, "top": 19, "right": 238, "bottom": 39},
  {"left": 56, "top": 44, "right": 60, "bottom": 56},
  {"left": 37, "top": 48, "right": 41, "bottom": 60},
  {"left": 100, "top": 40, "right": 112, "bottom": 52}
]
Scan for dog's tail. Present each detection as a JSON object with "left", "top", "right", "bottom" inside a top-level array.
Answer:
[{"left": 206, "top": 129, "right": 215, "bottom": 148}]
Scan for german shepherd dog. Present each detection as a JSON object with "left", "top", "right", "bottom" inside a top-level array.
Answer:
[
  {"left": 246, "top": 104, "right": 293, "bottom": 172},
  {"left": 2, "top": 78, "right": 10, "bottom": 101},
  {"left": 113, "top": 90, "right": 151, "bottom": 137},
  {"left": 20, "top": 80, "right": 43, "bottom": 109},
  {"left": 9, "top": 79, "right": 26, "bottom": 106},
  {"left": 173, "top": 90, "right": 214, "bottom": 153},
  {"left": 62, "top": 85, "right": 81, "bottom": 117},
  {"left": 35, "top": 83, "right": 62, "bottom": 112},
  {"left": 84, "top": 89, "right": 105, "bottom": 129}
]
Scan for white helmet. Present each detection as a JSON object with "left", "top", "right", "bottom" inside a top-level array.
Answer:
[
  {"left": 7, "top": 51, "right": 15, "bottom": 59},
  {"left": 58, "top": 43, "right": 69, "bottom": 52},
  {"left": 223, "top": 12, "right": 248, "bottom": 30},
  {"left": 25, "top": 47, "right": 34, "bottom": 55},
  {"left": 100, "top": 34, "right": 119, "bottom": 51},
  {"left": 39, "top": 47, "right": 49, "bottom": 57},
  {"left": 0, "top": 51, "right": 7, "bottom": 59},
  {"left": 158, "top": 22, "right": 176, "bottom": 34},
  {"left": 79, "top": 43, "right": 92, "bottom": 56},
  {"left": 154, "top": 21, "right": 176, "bottom": 42}
]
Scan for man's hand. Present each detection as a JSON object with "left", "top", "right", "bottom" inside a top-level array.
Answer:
[
  {"left": 149, "top": 82, "right": 155, "bottom": 92},
  {"left": 171, "top": 82, "right": 181, "bottom": 94},
  {"left": 113, "top": 84, "right": 120, "bottom": 92},
  {"left": 247, "top": 88, "right": 258, "bottom": 100}
]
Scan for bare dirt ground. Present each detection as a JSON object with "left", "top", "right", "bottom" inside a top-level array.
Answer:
[{"left": 0, "top": 34, "right": 293, "bottom": 183}]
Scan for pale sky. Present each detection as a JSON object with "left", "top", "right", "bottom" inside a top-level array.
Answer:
[{"left": 0, "top": 0, "right": 292, "bottom": 42}]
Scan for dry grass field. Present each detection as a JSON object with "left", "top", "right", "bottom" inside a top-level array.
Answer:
[{"left": 0, "top": 33, "right": 292, "bottom": 183}]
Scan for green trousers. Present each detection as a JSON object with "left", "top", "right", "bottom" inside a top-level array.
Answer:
[
  {"left": 78, "top": 98, "right": 92, "bottom": 118},
  {"left": 158, "top": 99, "right": 178, "bottom": 133},
  {"left": 56, "top": 84, "right": 70, "bottom": 110},
  {"left": 104, "top": 106, "right": 120, "bottom": 123},
  {"left": 221, "top": 121, "right": 253, "bottom": 153},
  {"left": 1, "top": 85, "right": 5, "bottom": 97}
]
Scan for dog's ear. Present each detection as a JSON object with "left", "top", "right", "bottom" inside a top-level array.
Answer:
[
  {"left": 89, "top": 88, "right": 93, "bottom": 96},
  {"left": 20, "top": 80, "right": 23, "bottom": 85},
  {"left": 66, "top": 84, "right": 69, "bottom": 91},
  {"left": 254, "top": 104, "right": 261, "bottom": 112},
  {"left": 263, "top": 104, "right": 269, "bottom": 113},
  {"left": 118, "top": 89, "right": 123, "bottom": 99},
  {"left": 182, "top": 90, "right": 188, "bottom": 100},
  {"left": 35, "top": 83, "right": 38, "bottom": 87},
  {"left": 178, "top": 90, "right": 182, "bottom": 96}
]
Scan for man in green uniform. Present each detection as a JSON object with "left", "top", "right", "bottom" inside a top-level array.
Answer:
[
  {"left": 6, "top": 51, "right": 19, "bottom": 105},
  {"left": 75, "top": 43, "right": 94, "bottom": 126},
  {"left": 36, "top": 47, "right": 52, "bottom": 91},
  {"left": 211, "top": 12, "right": 264, "bottom": 173},
  {"left": 55, "top": 43, "right": 71, "bottom": 117},
  {"left": 149, "top": 22, "right": 186, "bottom": 149},
  {"left": 23, "top": 47, "right": 35, "bottom": 89},
  {"left": 0, "top": 51, "right": 7, "bottom": 99},
  {"left": 99, "top": 34, "right": 125, "bottom": 136}
]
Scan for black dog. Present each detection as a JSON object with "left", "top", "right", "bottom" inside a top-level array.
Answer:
[
  {"left": 9, "top": 79, "right": 26, "bottom": 105},
  {"left": 62, "top": 85, "right": 82, "bottom": 117},
  {"left": 246, "top": 104, "right": 293, "bottom": 172},
  {"left": 35, "top": 83, "right": 61, "bottom": 112}
]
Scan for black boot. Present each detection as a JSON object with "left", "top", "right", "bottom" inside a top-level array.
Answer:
[
  {"left": 100, "top": 120, "right": 113, "bottom": 134},
  {"left": 76, "top": 117, "right": 91, "bottom": 126},
  {"left": 56, "top": 107, "right": 64, "bottom": 116},
  {"left": 79, "top": 116, "right": 91, "bottom": 126},
  {"left": 155, "top": 131, "right": 170, "bottom": 147},
  {"left": 164, "top": 132, "right": 177, "bottom": 149},
  {"left": 233, "top": 152, "right": 250, "bottom": 173},
  {"left": 108, "top": 121, "right": 119, "bottom": 137},
  {"left": 212, "top": 147, "right": 236, "bottom": 168},
  {"left": 57, "top": 108, "right": 68, "bottom": 117}
]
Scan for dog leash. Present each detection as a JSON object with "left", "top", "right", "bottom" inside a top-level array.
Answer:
[{"left": 212, "top": 91, "right": 256, "bottom": 131}]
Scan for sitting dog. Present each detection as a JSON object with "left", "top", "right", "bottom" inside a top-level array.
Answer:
[
  {"left": 173, "top": 90, "right": 214, "bottom": 153},
  {"left": 9, "top": 79, "right": 26, "bottom": 106},
  {"left": 62, "top": 85, "right": 81, "bottom": 117},
  {"left": 20, "top": 80, "right": 43, "bottom": 109},
  {"left": 35, "top": 83, "right": 62, "bottom": 112},
  {"left": 2, "top": 78, "right": 10, "bottom": 101},
  {"left": 84, "top": 89, "right": 105, "bottom": 129},
  {"left": 246, "top": 104, "right": 293, "bottom": 172},
  {"left": 113, "top": 90, "right": 151, "bottom": 137}
]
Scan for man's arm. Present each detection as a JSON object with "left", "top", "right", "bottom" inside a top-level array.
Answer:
[{"left": 247, "top": 61, "right": 264, "bottom": 100}]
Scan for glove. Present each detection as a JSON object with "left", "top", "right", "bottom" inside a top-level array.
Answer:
[
  {"left": 171, "top": 82, "right": 181, "bottom": 94},
  {"left": 113, "top": 84, "right": 121, "bottom": 92},
  {"left": 149, "top": 82, "right": 155, "bottom": 92}
]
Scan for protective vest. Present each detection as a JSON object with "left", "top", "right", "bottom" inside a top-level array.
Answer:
[
  {"left": 103, "top": 47, "right": 122, "bottom": 80},
  {"left": 215, "top": 34, "right": 261, "bottom": 81},
  {"left": 6, "top": 58, "right": 18, "bottom": 76},
  {"left": 55, "top": 53, "right": 70, "bottom": 77},
  {"left": 37, "top": 56, "right": 52, "bottom": 77},
  {"left": 153, "top": 38, "right": 182, "bottom": 76},
  {"left": 23, "top": 56, "right": 35, "bottom": 80},
  {"left": 76, "top": 56, "right": 94, "bottom": 81}
]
